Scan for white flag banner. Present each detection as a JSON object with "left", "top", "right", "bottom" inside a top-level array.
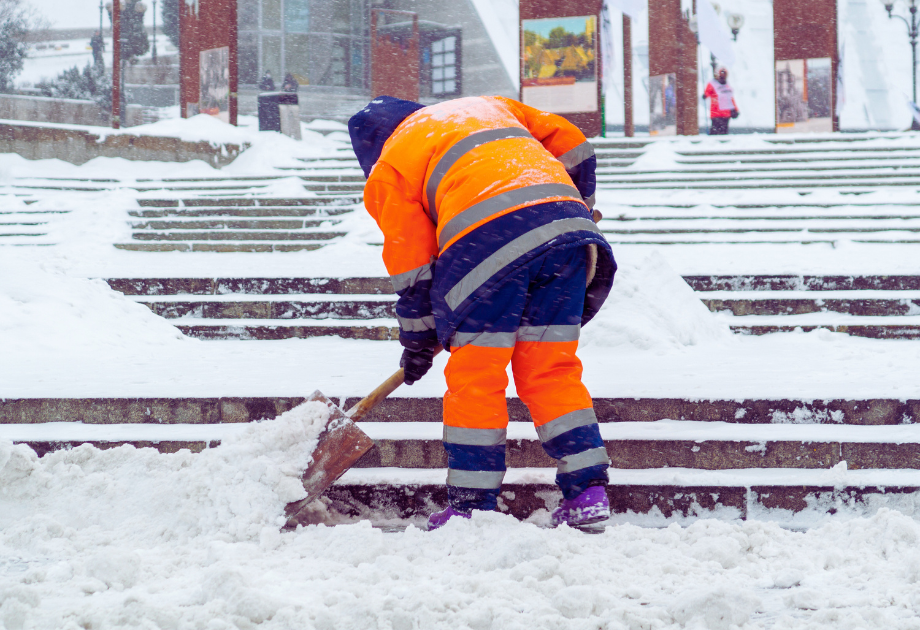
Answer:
[
  {"left": 601, "top": 2, "right": 617, "bottom": 93},
  {"left": 605, "top": 0, "right": 645, "bottom": 18},
  {"left": 697, "top": 0, "right": 735, "bottom": 68},
  {"left": 836, "top": 42, "right": 846, "bottom": 117}
]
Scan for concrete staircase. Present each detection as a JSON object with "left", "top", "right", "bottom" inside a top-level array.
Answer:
[
  {"left": 104, "top": 274, "right": 920, "bottom": 341},
  {"left": 0, "top": 201, "right": 62, "bottom": 246},
  {"left": 5, "top": 132, "right": 920, "bottom": 525},
  {"left": 3, "top": 395, "right": 919, "bottom": 522},
  {"left": 118, "top": 197, "right": 358, "bottom": 253}
]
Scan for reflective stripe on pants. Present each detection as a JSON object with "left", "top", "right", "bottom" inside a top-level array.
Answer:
[{"left": 440, "top": 246, "right": 608, "bottom": 507}]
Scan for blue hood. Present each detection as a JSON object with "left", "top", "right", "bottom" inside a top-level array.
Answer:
[{"left": 349, "top": 96, "right": 425, "bottom": 178}]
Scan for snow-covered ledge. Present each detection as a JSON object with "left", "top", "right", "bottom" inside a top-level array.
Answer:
[{"left": 0, "top": 115, "right": 249, "bottom": 167}]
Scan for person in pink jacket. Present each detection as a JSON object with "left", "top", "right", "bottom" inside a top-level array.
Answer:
[{"left": 703, "top": 67, "right": 739, "bottom": 135}]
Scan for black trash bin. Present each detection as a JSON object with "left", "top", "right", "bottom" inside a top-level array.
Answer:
[{"left": 258, "top": 92, "right": 298, "bottom": 132}]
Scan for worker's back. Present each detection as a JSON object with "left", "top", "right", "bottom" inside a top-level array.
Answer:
[
  {"left": 374, "top": 96, "right": 585, "bottom": 253},
  {"left": 350, "top": 95, "right": 613, "bottom": 350}
]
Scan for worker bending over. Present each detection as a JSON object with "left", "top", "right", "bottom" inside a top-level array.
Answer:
[{"left": 349, "top": 95, "right": 616, "bottom": 529}]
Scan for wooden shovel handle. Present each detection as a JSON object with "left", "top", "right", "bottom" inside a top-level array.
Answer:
[{"left": 345, "top": 346, "right": 444, "bottom": 421}]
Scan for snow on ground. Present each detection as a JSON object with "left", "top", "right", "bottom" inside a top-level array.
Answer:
[{"left": 4, "top": 425, "right": 920, "bottom": 630}]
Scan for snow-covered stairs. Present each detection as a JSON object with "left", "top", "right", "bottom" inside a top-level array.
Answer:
[
  {"left": 0, "top": 203, "right": 64, "bottom": 246},
  {"left": 688, "top": 275, "right": 920, "bottom": 339},
  {"left": 4, "top": 395, "right": 920, "bottom": 522},
  {"left": 107, "top": 274, "right": 920, "bottom": 340},
  {"left": 116, "top": 197, "right": 359, "bottom": 253},
  {"left": 598, "top": 134, "right": 920, "bottom": 192}
]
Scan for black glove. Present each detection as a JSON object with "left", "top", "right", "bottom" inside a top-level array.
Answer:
[
  {"left": 731, "top": 109, "right": 740, "bottom": 119},
  {"left": 400, "top": 347, "right": 434, "bottom": 385}
]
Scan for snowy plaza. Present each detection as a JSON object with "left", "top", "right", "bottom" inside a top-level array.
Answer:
[{"left": 3, "top": 0, "right": 920, "bottom": 627}]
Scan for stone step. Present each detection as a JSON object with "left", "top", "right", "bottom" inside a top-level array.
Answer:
[
  {"left": 599, "top": 170, "right": 920, "bottom": 184},
  {"left": 299, "top": 174, "right": 366, "bottom": 183},
  {"left": 103, "top": 275, "right": 920, "bottom": 295},
  {"left": 0, "top": 230, "right": 47, "bottom": 236},
  {"left": 130, "top": 219, "right": 343, "bottom": 230},
  {"left": 301, "top": 182, "right": 366, "bottom": 192},
  {"left": 130, "top": 231, "right": 346, "bottom": 241},
  {"left": 132, "top": 293, "right": 920, "bottom": 319},
  {"left": 600, "top": 226, "right": 920, "bottom": 234},
  {"left": 602, "top": 235, "right": 920, "bottom": 245},
  {"left": 703, "top": 294, "right": 920, "bottom": 316},
  {"left": 136, "top": 197, "right": 358, "bottom": 208},
  {"left": 172, "top": 319, "right": 920, "bottom": 340},
  {"left": 601, "top": 163, "right": 920, "bottom": 176},
  {"left": 7, "top": 421, "right": 920, "bottom": 470},
  {"left": 597, "top": 181, "right": 920, "bottom": 191},
  {"left": 684, "top": 275, "right": 920, "bottom": 291},
  {"left": 114, "top": 242, "right": 326, "bottom": 253},
  {"left": 677, "top": 145, "right": 920, "bottom": 157},
  {"left": 297, "top": 155, "right": 360, "bottom": 163},
  {"left": 326, "top": 470, "right": 920, "bottom": 522},
  {"left": 605, "top": 214, "right": 920, "bottom": 222},
  {"left": 674, "top": 153, "right": 920, "bottom": 165},
  {"left": 594, "top": 160, "right": 636, "bottom": 168},
  {"left": 139, "top": 297, "right": 396, "bottom": 320},
  {"left": 3, "top": 396, "right": 914, "bottom": 426},
  {"left": 106, "top": 276, "right": 392, "bottom": 295},
  {"left": 129, "top": 207, "right": 356, "bottom": 218},
  {"left": 175, "top": 320, "right": 399, "bottom": 340},
  {"left": 608, "top": 202, "right": 920, "bottom": 209},
  {"left": 729, "top": 323, "right": 920, "bottom": 339}
]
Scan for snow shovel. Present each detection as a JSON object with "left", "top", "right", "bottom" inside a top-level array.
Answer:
[{"left": 283, "top": 347, "right": 443, "bottom": 528}]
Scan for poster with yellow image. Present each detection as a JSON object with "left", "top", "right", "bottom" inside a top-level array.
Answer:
[{"left": 521, "top": 15, "right": 598, "bottom": 114}]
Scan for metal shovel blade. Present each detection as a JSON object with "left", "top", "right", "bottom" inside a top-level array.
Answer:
[{"left": 283, "top": 390, "right": 374, "bottom": 528}]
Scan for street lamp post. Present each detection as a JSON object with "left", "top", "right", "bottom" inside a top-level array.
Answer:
[
  {"left": 726, "top": 13, "right": 744, "bottom": 42},
  {"left": 882, "top": 0, "right": 919, "bottom": 104}
]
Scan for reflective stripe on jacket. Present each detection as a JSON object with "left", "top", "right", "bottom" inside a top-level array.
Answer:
[{"left": 351, "top": 96, "right": 615, "bottom": 350}]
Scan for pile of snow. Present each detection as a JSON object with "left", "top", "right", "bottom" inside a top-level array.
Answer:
[
  {"left": 0, "top": 257, "right": 187, "bottom": 354},
  {"left": 0, "top": 402, "right": 327, "bottom": 545},
  {"left": 3, "top": 472, "right": 920, "bottom": 629},
  {"left": 581, "top": 251, "right": 732, "bottom": 351}
]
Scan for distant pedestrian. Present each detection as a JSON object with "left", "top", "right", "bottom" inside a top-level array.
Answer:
[
  {"left": 90, "top": 31, "right": 104, "bottom": 69},
  {"left": 703, "top": 67, "right": 739, "bottom": 135},
  {"left": 281, "top": 73, "right": 299, "bottom": 93},
  {"left": 259, "top": 71, "right": 275, "bottom": 92}
]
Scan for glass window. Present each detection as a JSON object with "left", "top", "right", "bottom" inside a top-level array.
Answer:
[
  {"left": 430, "top": 35, "right": 460, "bottom": 97},
  {"left": 238, "top": 31, "right": 259, "bottom": 84},
  {"left": 285, "top": 0, "right": 309, "bottom": 33},
  {"left": 262, "top": 35, "right": 282, "bottom": 79},
  {"left": 238, "top": 0, "right": 258, "bottom": 30},
  {"left": 285, "top": 33, "right": 310, "bottom": 80},
  {"left": 262, "top": 0, "right": 281, "bottom": 30}
]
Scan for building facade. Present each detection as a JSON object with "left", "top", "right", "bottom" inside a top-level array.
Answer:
[{"left": 236, "top": 0, "right": 515, "bottom": 119}]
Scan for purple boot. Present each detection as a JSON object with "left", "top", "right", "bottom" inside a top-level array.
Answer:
[
  {"left": 427, "top": 506, "right": 471, "bottom": 530},
  {"left": 551, "top": 486, "right": 611, "bottom": 528}
]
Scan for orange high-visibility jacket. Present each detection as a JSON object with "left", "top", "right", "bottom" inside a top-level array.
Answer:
[{"left": 350, "top": 96, "right": 615, "bottom": 350}]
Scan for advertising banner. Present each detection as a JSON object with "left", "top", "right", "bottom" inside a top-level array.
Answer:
[
  {"left": 775, "top": 57, "right": 832, "bottom": 133},
  {"left": 521, "top": 15, "right": 598, "bottom": 114},
  {"left": 199, "top": 46, "right": 230, "bottom": 123},
  {"left": 649, "top": 73, "right": 676, "bottom": 135}
]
